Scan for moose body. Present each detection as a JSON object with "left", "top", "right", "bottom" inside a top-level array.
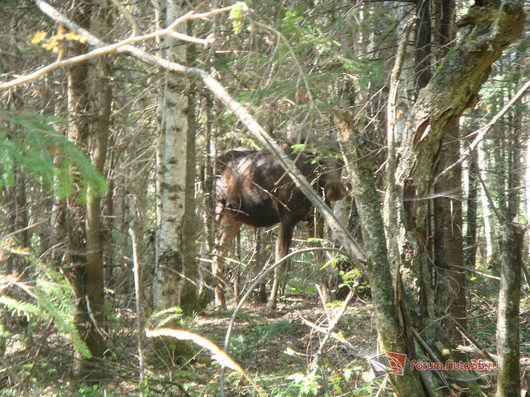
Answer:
[{"left": 213, "top": 145, "right": 345, "bottom": 309}]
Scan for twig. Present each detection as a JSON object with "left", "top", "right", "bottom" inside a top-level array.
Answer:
[
  {"left": 253, "top": 21, "right": 321, "bottom": 118},
  {"left": 451, "top": 319, "right": 496, "bottom": 363},
  {"left": 0, "top": 2, "right": 231, "bottom": 90},
  {"left": 109, "top": 0, "right": 139, "bottom": 36},
  {"left": 220, "top": 247, "right": 346, "bottom": 396},
  {"left": 298, "top": 316, "right": 363, "bottom": 358},
  {"left": 411, "top": 328, "right": 451, "bottom": 389},
  {"left": 1, "top": 221, "right": 46, "bottom": 240},
  {"left": 308, "top": 289, "right": 355, "bottom": 374}
]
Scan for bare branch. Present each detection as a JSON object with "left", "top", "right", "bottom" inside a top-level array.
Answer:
[{"left": 0, "top": 1, "right": 230, "bottom": 90}]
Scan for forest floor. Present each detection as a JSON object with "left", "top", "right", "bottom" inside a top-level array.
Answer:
[
  {"left": 2, "top": 289, "right": 528, "bottom": 396},
  {"left": 186, "top": 295, "right": 378, "bottom": 396},
  {"left": 1, "top": 293, "right": 382, "bottom": 396}
]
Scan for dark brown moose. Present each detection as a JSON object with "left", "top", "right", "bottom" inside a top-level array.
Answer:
[{"left": 213, "top": 141, "right": 345, "bottom": 309}]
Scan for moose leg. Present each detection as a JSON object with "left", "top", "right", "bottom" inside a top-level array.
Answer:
[
  {"left": 267, "top": 220, "right": 295, "bottom": 309},
  {"left": 213, "top": 221, "right": 241, "bottom": 309}
]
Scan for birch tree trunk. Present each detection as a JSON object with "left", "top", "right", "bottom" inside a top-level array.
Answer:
[
  {"left": 153, "top": 0, "right": 199, "bottom": 313},
  {"left": 478, "top": 138, "right": 497, "bottom": 262}
]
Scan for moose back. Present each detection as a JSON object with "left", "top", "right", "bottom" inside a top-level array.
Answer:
[{"left": 213, "top": 144, "right": 345, "bottom": 309}]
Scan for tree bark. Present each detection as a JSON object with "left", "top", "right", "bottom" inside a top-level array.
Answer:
[
  {"left": 478, "top": 138, "right": 497, "bottom": 261},
  {"left": 395, "top": 0, "right": 524, "bottom": 330},
  {"left": 64, "top": 1, "right": 107, "bottom": 380},
  {"left": 336, "top": 110, "right": 429, "bottom": 397},
  {"left": 414, "top": 0, "right": 431, "bottom": 93},
  {"left": 430, "top": 0, "right": 467, "bottom": 344},
  {"left": 433, "top": 120, "right": 467, "bottom": 343},
  {"left": 153, "top": 0, "right": 199, "bottom": 313},
  {"left": 496, "top": 222, "right": 523, "bottom": 397},
  {"left": 464, "top": 151, "right": 478, "bottom": 268}
]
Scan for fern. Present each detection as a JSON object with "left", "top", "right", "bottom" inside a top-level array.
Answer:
[
  {"left": 0, "top": 249, "right": 92, "bottom": 359},
  {"left": 0, "top": 296, "right": 40, "bottom": 317},
  {"left": 0, "top": 109, "right": 107, "bottom": 200},
  {"left": 149, "top": 307, "right": 184, "bottom": 329}
]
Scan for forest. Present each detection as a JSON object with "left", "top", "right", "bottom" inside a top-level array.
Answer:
[{"left": 0, "top": 0, "right": 529, "bottom": 396}]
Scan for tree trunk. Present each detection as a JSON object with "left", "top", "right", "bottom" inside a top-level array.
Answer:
[
  {"left": 84, "top": 53, "right": 112, "bottom": 362},
  {"left": 433, "top": 120, "right": 467, "bottom": 344},
  {"left": 431, "top": 0, "right": 467, "bottom": 345},
  {"left": 414, "top": 0, "right": 431, "bottom": 93},
  {"left": 335, "top": 110, "right": 429, "bottom": 397},
  {"left": 181, "top": 20, "right": 199, "bottom": 312},
  {"left": 496, "top": 222, "right": 523, "bottom": 397},
  {"left": 64, "top": 1, "right": 107, "bottom": 380},
  {"left": 395, "top": 0, "right": 524, "bottom": 323},
  {"left": 478, "top": 138, "right": 497, "bottom": 262},
  {"left": 153, "top": 1, "right": 199, "bottom": 314},
  {"left": 464, "top": 151, "right": 478, "bottom": 268}
]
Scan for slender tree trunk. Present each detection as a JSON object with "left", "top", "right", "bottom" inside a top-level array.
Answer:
[
  {"left": 85, "top": 53, "right": 112, "bottom": 359},
  {"left": 496, "top": 222, "right": 523, "bottom": 397},
  {"left": 64, "top": 2, "right": 110, "bottom": 380},
  {"left": 14, "top": 170, "right": 29, "bottom": 248},
  {"left": 433, "top": 120, "right": 467, "bottom": 343},
  {"left": 525, "top": 137, "right": 530, "bottom": 259},
  {"left": 181, "top": 20, "right": 199, "bottom": 311},
  {"left": 464, "top": 150, "right": 478, "bottom": 268},
  {"left": 414, "top": 0, "right": 431, "bottom": 93},
  {"left": 335, "top": 110, "right": 429, "bottom": 397},
  {"left": 478, "top": 139, "right": 497, "bottom": 262},
  {"left": 430, "top": 1, "right": 467, "bottom": 344}
]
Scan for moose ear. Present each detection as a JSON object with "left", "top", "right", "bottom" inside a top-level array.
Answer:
[{"left": 325, "top": 181, "right": 345, "bottom": 202}]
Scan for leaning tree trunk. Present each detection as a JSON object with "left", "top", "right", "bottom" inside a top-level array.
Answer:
[{"left": 336, "top": 110, "right": 429, "bottom": 397}]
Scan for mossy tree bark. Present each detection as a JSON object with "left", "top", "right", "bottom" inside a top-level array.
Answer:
[
  {"left": 336, "top": 110, "right": 430, "bottom": 397},
  {"left": 496, "top": 223, "right": 523, "bottom": 397}
]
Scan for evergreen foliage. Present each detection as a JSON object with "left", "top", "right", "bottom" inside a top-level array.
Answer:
[
  {"left": 0, "top": 109, "right": 107, "bottom": 199},
  {"left": 0, "top": 248, "right": 91, "bottom": 359}
]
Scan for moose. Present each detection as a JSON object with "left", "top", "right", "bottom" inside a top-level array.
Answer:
[{"left": 212, "top": 137, "right": 345, "bottom": 309}]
